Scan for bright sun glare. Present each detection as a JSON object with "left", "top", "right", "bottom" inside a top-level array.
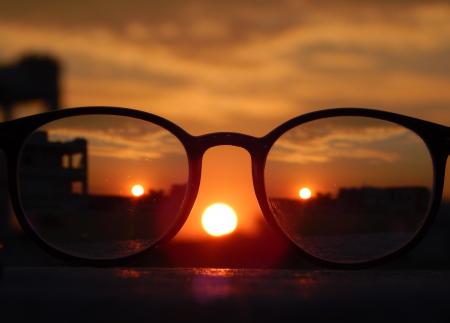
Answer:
[
  {"left": 201, "top": 203, "right": 238, "bottom": 237},
  {"left": 299, "top": 187, "right": 312, "bottom": 200},
  {"left": 131, "top": 184, "right": 145, "bottom": 197}
]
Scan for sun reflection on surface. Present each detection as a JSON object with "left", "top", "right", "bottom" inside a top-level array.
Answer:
[
  {"left": 115, "top": 269, "right": 141, "bottom": 279},
  {"left": 192, "top": 275, "right": 231, "bottom": 303},
  {"left": 192, "top": 268, "right": 237, "bottom": 277}
]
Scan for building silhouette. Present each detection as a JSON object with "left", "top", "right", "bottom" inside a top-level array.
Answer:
[
  {"left": 0, "top": 55, "right": 60, "bottom": 120},
  {"left": 336, "top": 186, "right": 430, "bottom": 215},
  {"left": 20, "top": 131, "right": 88, "bottom": 199},
  {"left": 270, "top": 186, "right": 431, "bottom": 235}
]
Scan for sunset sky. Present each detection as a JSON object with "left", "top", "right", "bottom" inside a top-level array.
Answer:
[{"left": 1, "top": 0, "right": 450, "bottom": 240}]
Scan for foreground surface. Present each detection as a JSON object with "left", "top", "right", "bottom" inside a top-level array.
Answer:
[{"left": 0, "top": 267, "right": 449, "bottom": 322}]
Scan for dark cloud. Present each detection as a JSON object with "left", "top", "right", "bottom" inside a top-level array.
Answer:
[{"left": 293, "top": 43, "right": 450, "bottom": 77}]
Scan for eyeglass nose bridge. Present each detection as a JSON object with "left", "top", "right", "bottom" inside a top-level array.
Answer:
[{"left": 194, "top": 132, "right": 264, "bottom": 154}]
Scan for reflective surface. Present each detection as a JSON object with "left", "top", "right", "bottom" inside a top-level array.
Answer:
[
  {"left": 18, "top": 115, "right": 189, "bottom": 259},
  {"left": 1, "top": 267, "right": 449, "bottom": 323},
  {"left": 265, "top": 116, "right": 433, "bottom": 263}
]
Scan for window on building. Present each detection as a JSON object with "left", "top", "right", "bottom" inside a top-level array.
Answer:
[
  {"left": 72, "top": 153, "right": 83, "bottom": 169},
  {"left": 62, "top": 154, "right": 70, "bottom": 168},
  {"left": 71, "top": 181, "right": 83, "bottom": 194}
]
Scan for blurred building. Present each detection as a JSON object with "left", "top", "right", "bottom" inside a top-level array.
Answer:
[
  {"left": 336, "top": 187, "right": 430, "bottom": 215},
  {"left": 0, "top": 55, "right": 60, "bottom": 120},
  {"left": 20, "top": 131, "right": 88, "bottom": 200},
  {"left": 270, "top": 186, "right": 431, "bottom": 235}
]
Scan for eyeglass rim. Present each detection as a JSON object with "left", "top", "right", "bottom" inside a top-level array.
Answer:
[
  {"left": 257, "top": 110, "right": 447, "bottom": 268},
  {"left": 1, "top": 106, "right": 448, "bottom": 268}
]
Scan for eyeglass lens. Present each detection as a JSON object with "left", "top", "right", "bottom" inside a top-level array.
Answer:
[
  {"left": 265, "top": 116, "right": 433, "bottom": 263},
  {"left": 17, "top": 115, "right": 189, "bottom": 259}
]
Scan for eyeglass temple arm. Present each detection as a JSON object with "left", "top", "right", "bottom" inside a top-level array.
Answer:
[
  {"left": 0, "top": 122, "right": 9, "bottom": 268},
  {"left": 0, "top": 122, "right": 7, "bottom": 151},
  {"left": 0, "top": 120, "right": 22, "bottom": 153}
]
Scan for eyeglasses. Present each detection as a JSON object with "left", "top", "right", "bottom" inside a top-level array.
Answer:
[{"left": 1, "top": 106, "right": 448, "bottom": 267}]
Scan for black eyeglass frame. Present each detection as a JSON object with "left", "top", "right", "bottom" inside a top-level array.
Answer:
[{"left": 0, "top": 106, "right": 448, "bottom": 268}]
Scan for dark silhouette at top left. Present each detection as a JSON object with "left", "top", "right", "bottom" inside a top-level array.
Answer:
[
  {"left": 0, "top": 54, "right": 60, "bottom": 268},
  {"left": 0, "top": 54, "right": 60, "bottom": 120}
]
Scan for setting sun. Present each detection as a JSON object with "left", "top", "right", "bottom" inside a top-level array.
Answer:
[
  {"left": 131, "top": 184, "right": 145, "bottom": 197},
  {"left": 299, "top": 187, "right": 312, "bottom": 200},
  {"left": 201, "top": 203, "right": 238, "bottom": 237}
]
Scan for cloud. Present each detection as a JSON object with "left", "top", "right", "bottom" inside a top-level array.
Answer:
[
  {"left": 3, "top": 0, "right": 449, "bottom": 238},
  {"left": 0, "top": 0, "right": 450, "bottom": 134},
  {"left": 44, "top": 122, "right": 186, "bottom": 161},
  {"left": 268, "top": 122, "right": 409, "bottom": 164}
]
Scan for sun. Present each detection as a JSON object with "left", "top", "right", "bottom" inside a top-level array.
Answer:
[
  {"left": 299, "top": 187, "right": 312, "bottom": 200},
  {"left": 131, "top": 184, "right": 145, "bottom": 197},
  {"left": 201, "top": 203, "right": 238, "bottom": 237}
]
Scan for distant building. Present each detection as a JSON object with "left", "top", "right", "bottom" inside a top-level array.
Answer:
[
  {"left": 269, "top": 185, "right": 431, "bottom": 235},
  {"left": 20, "top": 131, "right": 88, "bottom": 199},
  {"left": 337, "top": 186, "right": 430, "bottom": 214},
  {"left": 0, "top": 54, "right": 60, "bottom": 120}
]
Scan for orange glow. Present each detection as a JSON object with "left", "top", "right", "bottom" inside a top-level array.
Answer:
[
  {"left": 201, "top": 203, "right": 238, "bottom": 237},
  {"left": 6, "top": 0, "right": 448, "bottom": 245},
  {"left": 131, "top": 184, "right": 145, "bottom": 197},
  {"left": 116, "top": 269, "right": 141, "bottom": 279},
  {"left": 299, "top": 187, "right": 312, "bottom": 200}
]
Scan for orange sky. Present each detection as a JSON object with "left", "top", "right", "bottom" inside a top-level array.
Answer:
[{"left": 1, "top": 0, "right": 450, "bottom": 240}]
